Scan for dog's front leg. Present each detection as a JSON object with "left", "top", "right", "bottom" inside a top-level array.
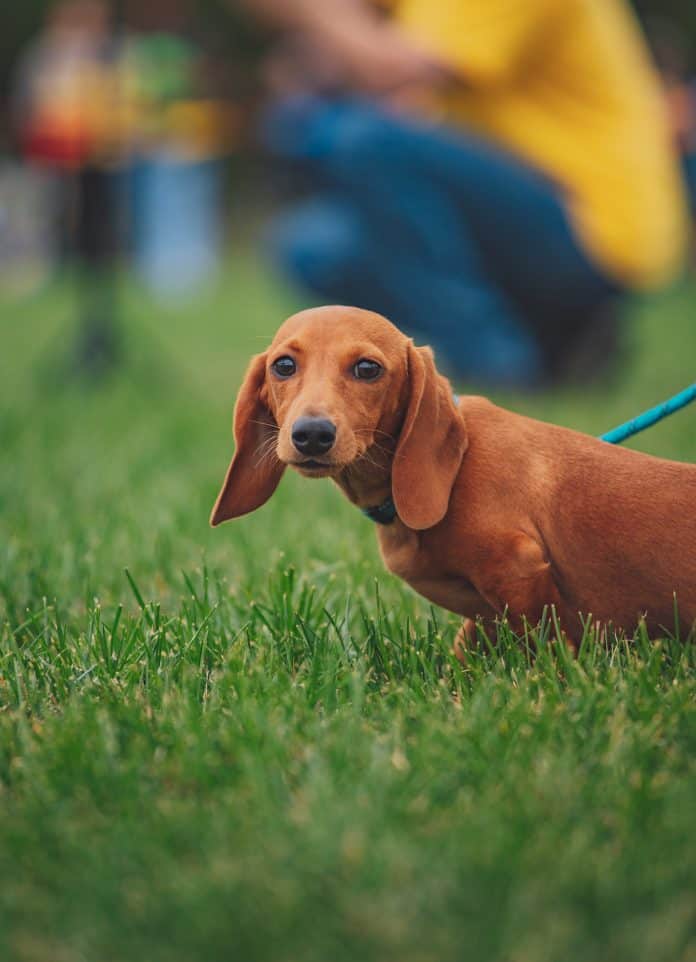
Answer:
[
  {"left": 453, "top": 618, "right": 477, "bottom": 663},
  {"left": 472, "top": 532, "right": 579, "bottom": 649}
]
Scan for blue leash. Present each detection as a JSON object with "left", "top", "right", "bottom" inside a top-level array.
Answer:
[{"left": 599, "top": 382, "right": 696, "bottom": 444}]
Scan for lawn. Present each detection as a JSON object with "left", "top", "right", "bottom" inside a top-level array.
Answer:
[{"left": 1, "top": 253, "right": 695, "bottom": 962}]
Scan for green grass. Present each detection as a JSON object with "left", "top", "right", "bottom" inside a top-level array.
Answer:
[{"left": 1, "top": 255, "right": 696, "bottom": 962}]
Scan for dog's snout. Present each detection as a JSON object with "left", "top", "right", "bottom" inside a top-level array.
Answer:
[{"left": 291, "top": 417, "right": 337, "bottom": 456}]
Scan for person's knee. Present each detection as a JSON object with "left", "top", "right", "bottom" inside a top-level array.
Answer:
[
  {"left": 271, "top": 95, "right": 392, "bottom": 168},
  {"left": 323, "top": 104, "right": 389, "bottom": 166},
  {"left": 265, "top": 200, "right": 363, "bottom": 293},
  {"left": 260, "top": 96, "right": 387, "bottom": 164}
]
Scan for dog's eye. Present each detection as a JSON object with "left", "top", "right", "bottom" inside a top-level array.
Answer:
[
  {"left": 271, "top": 356, "right": 296, "bottom": 378},
  {"left": 353, "top": 359, "right": 382, "bottom": 381}
]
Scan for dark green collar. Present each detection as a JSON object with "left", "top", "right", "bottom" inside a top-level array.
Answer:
[{"left": 361, "top": 495, "right": 397, "bottom": 525}]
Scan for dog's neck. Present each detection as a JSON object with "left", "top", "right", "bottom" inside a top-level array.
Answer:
[{"left": 334, "top": 440, "right": 395, "bottom": 513}]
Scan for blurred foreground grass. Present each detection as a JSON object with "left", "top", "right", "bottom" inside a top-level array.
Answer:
[{"left": 1, "top": 254, "right": 695, "bottom": 962}]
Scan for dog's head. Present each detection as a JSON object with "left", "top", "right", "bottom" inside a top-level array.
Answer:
[{"left": 210, "top": 306, "right": 467, "bottom": 530}]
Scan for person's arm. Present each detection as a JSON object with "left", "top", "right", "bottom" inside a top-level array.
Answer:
[
  {"left": 242, "top": 0, "right": 363, "bottom": 32},
  {"left": 243, "top": 0, "right": 450, "bottom": 94}
]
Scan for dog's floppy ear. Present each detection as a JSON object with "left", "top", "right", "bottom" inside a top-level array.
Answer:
[
  {"left": 392, "top": 343, "right": 467, "bottom": 530},
  {"left": 210, "top": 353, "right": 285, "bottom": 525}
]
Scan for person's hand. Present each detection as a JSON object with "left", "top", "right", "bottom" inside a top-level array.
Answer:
[
  {"left": 315, "top": 15, "right": 445, "bottom": 95},
  {"left": 245, "top": 0, "right": 448, "bottom": 97},
  {"left": 262, "top": 35, "right": 351, "bottom": 97}
]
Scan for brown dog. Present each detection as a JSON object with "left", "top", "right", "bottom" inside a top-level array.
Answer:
[{"left": 211, "top": 305, "right": 696, "bottom": 647}]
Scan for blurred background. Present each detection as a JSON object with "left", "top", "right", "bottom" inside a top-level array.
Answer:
[{"left": 1, "top": 0, "right": 695, "bottom": 381}]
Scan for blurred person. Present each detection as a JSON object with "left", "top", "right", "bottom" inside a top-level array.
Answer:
[
  {"left": 122, "top": 0, "right": 229, "bottom": 297},
  {"left": 13, "top": 0, "right": 126, "bottom": 374},
  {"left": 685, "top": 92, "right": 696, "bottom": 230},
  {"left": 647, "top": 18, "right": 696, "bottom": 222},
  {"left": 12, "top": 0, "right": 230, "bottom": 374},
  {"left": 248, "top": 0, "right": 689, "bottom": 386},
  {"left": 0, "top": 160, "right": 59, "bottom": 297}
]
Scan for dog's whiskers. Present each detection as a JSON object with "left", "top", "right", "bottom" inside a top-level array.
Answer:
[
  {"left": 352, "top": 429, "right": 396, "bottom": 463},
  {"left": 353, "top": 427, "right": 396, "bottom": 443},
  {"left": 248, "top": 418, "right": 279, "bottom": 430},
  {"left": 352, "top": 448, "right": 387, "bottom": 473},
  {"left": 254, "top": 432, "right": 280, "bottom": 469}
]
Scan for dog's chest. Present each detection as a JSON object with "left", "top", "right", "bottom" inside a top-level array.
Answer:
[{"left": 376, "top": 524, "right": 487, "bottom": 618}]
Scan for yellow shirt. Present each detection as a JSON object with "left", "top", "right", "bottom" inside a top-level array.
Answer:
[{"left": 395, "top": 0, "right": 689, "bottom": 288}]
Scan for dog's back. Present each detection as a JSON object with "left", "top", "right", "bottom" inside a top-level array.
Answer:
[{"left": 458, "top": 397, "right": 696, "bottom": 634}]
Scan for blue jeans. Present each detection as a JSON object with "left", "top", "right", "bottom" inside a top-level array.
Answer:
[
  {"left": 262, "top": 97, "right": 619, "bottom": 385},
  {"left": 684, "top": 152, "right": 696, "bottom": 215}
]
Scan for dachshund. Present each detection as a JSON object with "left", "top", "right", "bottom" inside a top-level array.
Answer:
[{"left": 211, "top": 305, "right": 696, "bottom": 650}]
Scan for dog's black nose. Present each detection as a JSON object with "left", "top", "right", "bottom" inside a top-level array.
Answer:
[{"left": 291, "top": 417, "right": 337, "bottom": 456}]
